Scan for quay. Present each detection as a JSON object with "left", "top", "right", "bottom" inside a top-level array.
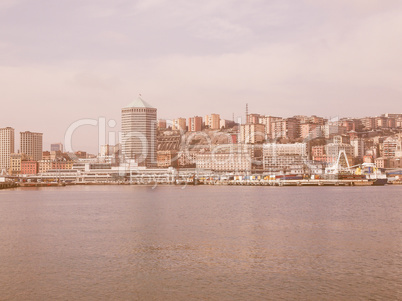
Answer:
[
  {"left": 224, "top": 179, "right": 373, "bottom": 186},
  {"left": 18, "top": 182, "right": 65, "bottom": 188},
  {"left": 1, "top": 164, "right": 396, "bottom": 187},
  {"left": 0, "top": 182, "right": 19, "bottom": 190},
  {"left": 0, "top": 179, "right": 392, "bottom": 188}
]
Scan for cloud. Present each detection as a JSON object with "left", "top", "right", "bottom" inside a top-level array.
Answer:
[{"left": 1, "top": 0, "right": 402, "bottom": 151}]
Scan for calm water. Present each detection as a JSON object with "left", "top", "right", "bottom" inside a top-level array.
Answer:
[{"left": 0, "top": 185, "right": 401, "bottom": 301}]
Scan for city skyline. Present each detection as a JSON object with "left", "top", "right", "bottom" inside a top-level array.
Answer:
[
  {"left": 2, "top": 109, "right": 402, "bottom": 154},
  {"left": 1, "top": 1, "right": 402, "bottom": 152},
  {"left": 1, "top": 2, "right": 401, "bottom": 300},
  {"left": 2, "top": 109, "right": 402, "bottom": 156}
]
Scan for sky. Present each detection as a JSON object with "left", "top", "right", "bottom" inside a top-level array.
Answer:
[{"left": 1, "top": 0, "right": 402, "bottom": 153}]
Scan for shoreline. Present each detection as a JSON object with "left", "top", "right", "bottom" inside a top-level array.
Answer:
[{"left": 3, "top": 179, "right": 401, "bottom": 189}]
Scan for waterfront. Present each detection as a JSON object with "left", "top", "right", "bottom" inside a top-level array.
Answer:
[{"left": 0, "top": 186, "right": 401, "bottom": 300}]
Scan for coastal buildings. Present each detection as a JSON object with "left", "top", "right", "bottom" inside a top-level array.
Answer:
[
  {"left": 188, "top": 116, "right": 203, "bottom": 132},
  {"left": 361, "top": 117, "right": 376, "bottom": 130},
  {"left": 121, "top": 96, "right": 157, "bottom": 167},
  {"left": 271, "top": 118, "right": 300, "bottom": 140},
  {"left": 351, "top": 138, "right": 365, "bottom": 159},
  {"left": 259, "top": 116, "right": 281, "bottom": 139},
  {"left": 157, "top": 150, "right": 178, "bottom": 168},
  {"left": 38, "top": 160, "right": 53, "bottom": 173},
  {"left": 383, "top": 137, "right": 399, "bottom": 158},
  {"left": 322, "top": 122, "right": 347, "bottom": 138},
  {"left": 0, "top": 127, "right": 14, "bottom": 173},
  {"left": 9, "top": 153, "right": 33, "bottom": 175},
  {"left": 20, "top": 131, "right": 43, "bottom": 161},
  {"left": 301, "top": 123, "right": 321, "bottom": 140},
  {"left": 240, "top": 124, "right": 265, "bottom": 144},
  {"left": 100, "top": 144, "right": 114, "bottom": 157},
  {"left": 263, "top": 143, "right": 307, "bottom": 173},
  {"left": 51, "top": 143, "right": 63, "bottom": 152},
  {"left": 157, "top": 119, "right": 167, "bottom": 129},
  {"left": 204, "top": 114, "right": 220, "bottom": 130},
  {"left": 21, "top": 160, "right": 38, "bottom": 175},
  {"left": 325, "top": 142, "right": 354, "bottom": 164},
  {"left": 2, "top": 95, "right": 401, "bottom": 179},
  {"left": 247, "top": 114, "right": 262, "bottom": 124},
  {"left": 173, "top": 118, "right": 187, "bottom": 132},
  {"left": 195, "top": 146, "right": 252, "bottom": 172},
  {"left": 263, "top": 143, "right": 307, "bottom": 157}
]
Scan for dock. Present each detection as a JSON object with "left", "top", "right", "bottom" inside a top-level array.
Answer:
[
  {"left": 0, "top": 182, "right": 19, "bottom": 190},
  {"left": 223, "top": 179, "right": 374, "bottom": 186}
]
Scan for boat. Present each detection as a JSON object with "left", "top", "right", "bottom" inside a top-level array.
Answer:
[{"left": 356, "top": 163, "right": 388, "bottom": 186}]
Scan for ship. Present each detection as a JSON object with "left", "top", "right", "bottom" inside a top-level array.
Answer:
[
  {"left": 356, "top": 163, "right": 388, "bottom": 186},
  {"left": 325, "top": 150, "right": 387, "bottom": 186}
]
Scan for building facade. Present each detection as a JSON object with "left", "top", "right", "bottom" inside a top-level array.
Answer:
[
  {"left": 20, "top": 131, "right": 43, "bottom": 161},
  {"left": 157, "top": 119, "right": 167, "bottom": 129},
  {"left": 21, "top": 160, "right": 38, "bottom": 175},
  {"left": 263, "top": 143, "right": 307, "bottom": 173},
  {"left": 157, "top": 150, "right": 178, "bottom": 168},
  {"left": 271, "top": 118, "right": 300, "bottom": 140},
  {"left": 196, "top": 149, "right": 252, "bottom": 172},
  {"left": 0, "top": 127, "right": 14, "bottom": 173},
  {"left": 204, "top": 114, "right": 220, "bottom": 130},
  {"left": 351, "top": 138, "right": 365, "bottom": 159},
  {"left": 9, "top": 153, "right": 27, "bottom": 175},
  {"left": 121, "top": 96, "right": 157, "bottom": 167},
  {"left": 172, "top": 118, "right": 187, "bottom": 132},
  {"left": 51, "top": 143, "right": 63, "bottom": 152},
  {"left": 188, "top": 116, "right": 203, "bottom": 132},
  {"left": 383, "top": 137, "right": 399, "bottom": 158},
  {"left": 240, "top": 124, "right": 265, "bottom": 144}
]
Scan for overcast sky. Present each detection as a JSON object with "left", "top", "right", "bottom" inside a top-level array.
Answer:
[{"left": 1, "top": 0, "right": 402, "bottom": 152}]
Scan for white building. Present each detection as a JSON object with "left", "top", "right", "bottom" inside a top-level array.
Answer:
[
  {"left": 121, "top": 96, "right": 157, "bottom": 167},
  {"left": 0, "top": 127, "right": 14, "bottom": 173},
  {"left": 263, "top": 143, "right": 307, "bottom": 172},
  {"left": 263, "top": 143, "right": 307, "bottom": 157},
  {"left": 351, "top": 138, "right": 365, "bottom": 158},
  {"left": 196, "top": 145, "right": 252, "bottom": 172}
]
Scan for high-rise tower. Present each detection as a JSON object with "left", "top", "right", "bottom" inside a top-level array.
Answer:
[
  {"left": 20, "top": 131, "right": 43, "bottom": 161},
  {"left": 121, "top": 96, "right": 157, "bottom": 167},
  {"left": 0, "top": 127, "right": 15, "bottom": 173}
]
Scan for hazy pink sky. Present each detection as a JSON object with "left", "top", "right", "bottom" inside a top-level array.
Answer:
[{"left": 1, "top": 0, "right": 402, "bottom": 153}]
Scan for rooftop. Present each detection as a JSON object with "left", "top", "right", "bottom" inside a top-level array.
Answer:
[{"left": 124, "top": 95, "right": 154, "bottom": 109}]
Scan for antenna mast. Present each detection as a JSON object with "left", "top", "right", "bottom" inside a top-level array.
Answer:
[{"left": 245, "top": 103, "right": 248, "bottom": 124}]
